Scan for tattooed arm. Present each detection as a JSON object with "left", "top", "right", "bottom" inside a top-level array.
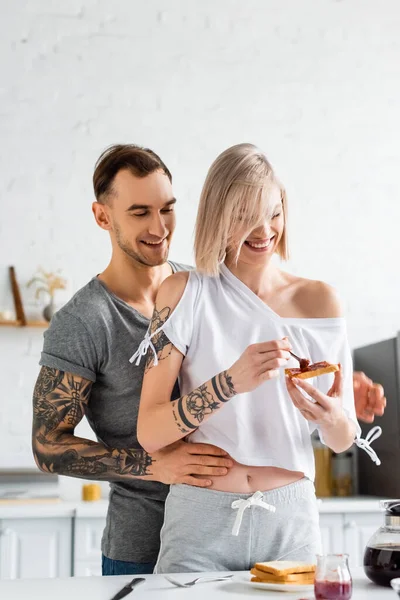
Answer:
[
  {"left": 138, "top": 272, "right": 291, "bottom": 453},
  {"left": 138, "top": 272, "right": 238, "bottom": 453},
  {"left": 32, "top": 366, "right": 156, "bottom": 480},
  {"left": 32, "top": 365, "right": 233, "bottom": 486}
]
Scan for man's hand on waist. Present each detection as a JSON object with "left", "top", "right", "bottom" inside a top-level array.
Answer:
[{"left": 151, "top": 441, "right": 233, "bottom": 487}]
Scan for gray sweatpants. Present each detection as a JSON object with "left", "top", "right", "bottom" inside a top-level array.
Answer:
[{"left": 155, "top": 478, "right": 322, "bottom": 573}]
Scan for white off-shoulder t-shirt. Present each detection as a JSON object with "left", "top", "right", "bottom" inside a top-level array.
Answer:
[{"left": 132, "top": 265, "right": 380, "bottom": 480}]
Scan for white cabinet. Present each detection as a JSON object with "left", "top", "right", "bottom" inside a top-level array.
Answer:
[
  {"left": 73, "top": 562, "right": 102, "bottom": 577},
  {"left": 73, "top": 517, "right": 106, "bottom": 577},
  {"left": 0, "top": 499, "right": 383, "bottom": 579},
  {"left": 0, "top": 517, "right": 72, "bottom": 580},
  {"left": 343, "top": 513, "right": 381, "bottom": 567},
  {"left": 319, "top": 513, "right": 344, "bottom": 554},
  {"left": 320, "top": 511, "right": 381, "bottom": 567}
]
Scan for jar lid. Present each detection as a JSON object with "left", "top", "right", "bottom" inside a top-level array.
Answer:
[{"left": 380, "top": 500, "right": 400, "bottom": 515}]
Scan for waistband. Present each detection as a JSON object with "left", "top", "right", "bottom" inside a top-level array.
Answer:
[{"left": 169, "top": 477, "right": 315, "bottom": 508}]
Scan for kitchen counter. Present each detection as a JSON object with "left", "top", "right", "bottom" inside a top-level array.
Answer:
[
  {"left": 0, "top": 499, "right": 109, "bottom": 518},
  {"left": 0, "top": 496, "right": 384, "bottom": 518},
  {"left": 0, "top": 568, "right": 395, "bottom": 599},
  {"left": 317, "top": 496, "right": 384, "bottom": 513}
]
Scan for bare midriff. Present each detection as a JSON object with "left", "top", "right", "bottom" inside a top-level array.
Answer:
[{"left": 195, "top": 460, "right": 304, "bottom": 493}]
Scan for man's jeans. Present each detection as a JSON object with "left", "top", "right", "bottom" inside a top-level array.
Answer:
[{"left": 102, "top": 554, "right": 155, "bottom": 576}]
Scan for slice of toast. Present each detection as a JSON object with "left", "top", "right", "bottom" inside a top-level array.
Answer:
[
  {"left": 285, "top": 361, "right": 339, "bottom": 380},
  {"left": 251, "top": 576, "right": 314, "bottom": 585},
  {"left": 254, "top": 560, "right": 316, "bottom": 576},
  {"left": 250, "top": 567, "right": 315, "bottom": 582}
]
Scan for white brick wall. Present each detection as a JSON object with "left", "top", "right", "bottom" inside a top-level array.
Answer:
[{"left": 1, "top": 1, "right": 399, "bottom": 493}]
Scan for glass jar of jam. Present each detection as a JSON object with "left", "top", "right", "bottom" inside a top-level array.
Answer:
[
  {"left": 314, "top": 554, "right": 352, "bottom": 600},
  {"left": 364, "top": 499, "right": 400, "bottom": 587}
]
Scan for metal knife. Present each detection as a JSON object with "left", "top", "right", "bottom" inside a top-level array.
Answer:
[{"left": 110, "top": 577, "right": 145, "bottom": 600}]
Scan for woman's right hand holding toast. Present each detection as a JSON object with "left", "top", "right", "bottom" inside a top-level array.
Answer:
[{"left": 228, "top": 338, "right": 291, "bottom": 394}]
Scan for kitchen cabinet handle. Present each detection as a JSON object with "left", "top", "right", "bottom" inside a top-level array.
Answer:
[{"left": 344, "top": 520, "right": 357, "bottom": 529}]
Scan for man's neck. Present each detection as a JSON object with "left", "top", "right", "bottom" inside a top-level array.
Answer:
[{"left": 98, "top": 253, "right": 173, "bottom": 309}]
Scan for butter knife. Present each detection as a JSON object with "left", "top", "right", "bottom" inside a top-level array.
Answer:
[{"left": 110, "top": 577, "right": 145, "bottom": 600}]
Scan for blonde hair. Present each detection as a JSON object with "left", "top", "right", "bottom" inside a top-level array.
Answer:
[{"left": 194, "top": 143, "right": 289, "bottom": 276}]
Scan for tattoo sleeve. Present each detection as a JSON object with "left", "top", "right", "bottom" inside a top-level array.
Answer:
[
  {"left": 171, "top": 370, "right": 237, "bottom": 433},
  {"left": 143, "top": 301, "right": 237, "bottom": 436},
  {"left": 32, "top": 366, "right": 154, "bottom": 481}
]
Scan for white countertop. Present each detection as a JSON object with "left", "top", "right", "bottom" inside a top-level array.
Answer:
[
  {"left": 0, "top": 496, "right": 385, "bottom": 519},
  {"left": 0, "top": 568, "right": 394, "bottom": 599},
  {"left": 0, "top": 499, "right": 109, "bottom": 519},
  {"left": 317, "top": 496, "right": 384, "bottom": 513}
]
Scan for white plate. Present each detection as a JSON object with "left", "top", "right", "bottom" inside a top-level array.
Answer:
[{"left": 236, "top": 574, "right": 314, "bottom": 592}]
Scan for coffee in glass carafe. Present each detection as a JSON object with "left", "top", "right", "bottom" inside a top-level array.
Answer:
[{"left": 364, "top": 500, "right": 400, "bottom": 587}]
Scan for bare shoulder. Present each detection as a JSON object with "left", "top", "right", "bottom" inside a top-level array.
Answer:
[
  {"left": 155, "top": 270, "right": 190, "bottom": 313},
  {"left": 290, "top": 276, "right": 343, "bottom": 318}
]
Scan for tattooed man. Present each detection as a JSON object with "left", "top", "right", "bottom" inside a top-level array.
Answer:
[{"left": 32, "top": 145, "right": 233, "bottom": 576}]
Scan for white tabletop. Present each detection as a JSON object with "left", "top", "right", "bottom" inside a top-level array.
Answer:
[{"left": 0, "top": 568, "right": 396, "bottom": 599}]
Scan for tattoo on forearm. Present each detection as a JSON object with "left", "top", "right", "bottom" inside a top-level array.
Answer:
[
  {"left": 172, "top": 407, "right": 190, "bottom": 434},
  {"left": 177, "top": 397, "right": 199, "bottom": 429},
  {"left": 185, "top": 384, "right": 220, "bottom": 423},
  {"left": 32, "top": 367, "right": 154, "bottom": 480},
  {"left": 211, "top": 371, "right": 236, "bottom": 403},
  {"left": 33, "top": 444, "right": 154, "bottom": 479},
  {"left": 145, "top": 306, "right": 173, "bottom": 372},
  {"left": 171, "top": 372, "right": 237, "bottom": 434}
]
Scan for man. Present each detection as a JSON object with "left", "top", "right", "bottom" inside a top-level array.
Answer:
[{"left": 32, "top": 144, "right": 385, "bottom": 576}]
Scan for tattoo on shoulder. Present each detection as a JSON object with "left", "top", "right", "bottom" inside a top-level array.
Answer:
[{"left": 145, "top": 306, "right": 174, "bottom": 372}]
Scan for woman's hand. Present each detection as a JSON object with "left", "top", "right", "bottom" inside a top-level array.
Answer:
[
  {"left": 285, "top": 369, "right": 356, "bottom": 453},
  {"left": 285, "top": 369, "right": 343, "bottom": 428},
  {"left": 228, "top": 338, "right": 291, "bottom": 395}
]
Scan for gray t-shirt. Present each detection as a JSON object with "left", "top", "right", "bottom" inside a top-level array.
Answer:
[{"left": 39, "top": 261, "right": 189, "bottom": 563}]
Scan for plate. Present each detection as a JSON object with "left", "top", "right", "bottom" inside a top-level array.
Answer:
[{"left": 236, "top": 574, "right": 314, "bottom": 592}]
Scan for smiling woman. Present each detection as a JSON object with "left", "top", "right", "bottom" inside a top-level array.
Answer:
[
  {"left": 131, "top": 142, "right": 378, "bottom": 574},
  {"left": 193, "top": 144, "right": 288, "bottom": 276}
]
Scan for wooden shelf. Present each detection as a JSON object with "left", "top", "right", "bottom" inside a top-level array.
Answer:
[{"left": 0, "top": 320, "right": 48, "bottom": 327}]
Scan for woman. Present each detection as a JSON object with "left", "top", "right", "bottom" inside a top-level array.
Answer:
[{"left": 132, "top": 143, "right": 375, "bottom": 573}]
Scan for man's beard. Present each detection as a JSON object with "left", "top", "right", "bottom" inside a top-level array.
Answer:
[{"left": 114, "top": 222, "right": 169, "bottom": 267}]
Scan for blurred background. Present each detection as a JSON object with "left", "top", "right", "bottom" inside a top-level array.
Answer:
[{"left": 0, "top": 0, "right": 399, "bottom": 580}]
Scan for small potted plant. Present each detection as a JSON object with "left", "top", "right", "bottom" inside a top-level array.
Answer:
[{"left": 27, "top": 268, "right": 67, "bottom": 322}]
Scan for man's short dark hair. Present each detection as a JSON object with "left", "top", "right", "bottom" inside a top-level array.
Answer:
[{"left": 93, "top": 144, "right": 172, "bottom": 204}]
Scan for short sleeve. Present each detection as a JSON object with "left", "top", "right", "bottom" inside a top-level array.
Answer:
[
  {"left": 39, "top": 309, "right": 98, "bottom": 382},
  {"left": 160, "top": 271, "right": 200, "bottom": 356}
]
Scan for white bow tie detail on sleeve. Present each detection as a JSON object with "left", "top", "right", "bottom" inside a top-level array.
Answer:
[
  {"left": 129, "top": 331, "right": 158, "bottom": 367},
  {"left": 129, "top": 324, "right": 167, "bottom": 367},
  {"left": 231, "top": 491, "right": 276, "bottom": 536},
  {"left": 355, "top": 426, "right": 382, "bottom": 466}
]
